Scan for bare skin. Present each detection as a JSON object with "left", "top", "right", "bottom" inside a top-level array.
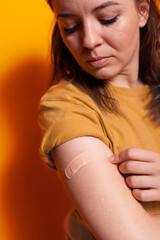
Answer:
[
  {"left": 109, "top": 148, "right": 160, "bottom": 202},
  {"left": 53, "top": 0, "right": 149, "bottom": 88},
  {"left": 53, "top": 137, "right": 160, "bottom": 240}
]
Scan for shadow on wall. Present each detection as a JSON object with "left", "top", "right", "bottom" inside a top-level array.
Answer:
[{"left": 1, "top": 57, "right": 72, "bottom": 240}]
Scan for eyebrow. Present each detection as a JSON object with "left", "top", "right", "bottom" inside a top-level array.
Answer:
[
  {"left": 93, "top": 1, "right": 120, "bottom": 12},
  {"left": 57, "top": 1, "right": 120, "bottom": 19}
]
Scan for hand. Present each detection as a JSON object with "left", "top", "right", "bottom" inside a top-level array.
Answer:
[{"left": 109, "top": 148, "right": 160, "bottom": 202}]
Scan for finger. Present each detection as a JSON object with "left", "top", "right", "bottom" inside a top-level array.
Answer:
[
  {"left": 126, "top": 175, "right": 157, "bottom": 189},
  {"left": 118, "top": 161, "right": 156, "bottom": 175},
  {"left": 108, "top": 148, "right": 160, "bottom": 164},
  {"left": 132, "top": 189, "right": 160, "bottom": 202}
]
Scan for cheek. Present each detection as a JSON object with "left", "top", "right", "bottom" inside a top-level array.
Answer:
[
  {"left": 63, "top": 37, "right": 81, "bottom": 61},
  {"left": 109, "top": 20, "right": 140, "bottom": 53},
  {"left": 60, "top": 29, "right": 81, "bottom": 55}
]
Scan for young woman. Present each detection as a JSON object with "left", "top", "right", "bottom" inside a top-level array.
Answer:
[{"left": 38, "top": 0, "right": 160, "bottom": 239}]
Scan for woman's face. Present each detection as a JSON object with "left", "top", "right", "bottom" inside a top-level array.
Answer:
[{"left": 52, "top": 0, "right": 148, "bottom": 86}]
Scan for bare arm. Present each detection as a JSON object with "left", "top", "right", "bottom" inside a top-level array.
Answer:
[
  {"left": 52, "top": 136, "right": 160, "bottom": 240},
  {"left": 110, "top": 148, "right": 160, "bottom": 202}
]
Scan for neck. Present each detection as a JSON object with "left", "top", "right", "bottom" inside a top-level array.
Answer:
[
  {"left": 107, "top": 62, "right": 144, "bottom": 88},
  {"left": 107, "top": 77, "right": 145, "bottom": 88}
]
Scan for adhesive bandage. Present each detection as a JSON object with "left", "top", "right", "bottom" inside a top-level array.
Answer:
[{"left": 65, "top": 151, "right": 93, "bottom": 179}]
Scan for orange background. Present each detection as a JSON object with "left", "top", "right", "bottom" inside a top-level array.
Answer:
[{"left": 0, "top": 1, "right": 71, "bottom": 239}]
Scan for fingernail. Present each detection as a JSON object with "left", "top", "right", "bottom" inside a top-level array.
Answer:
[{"left": 108, "top": 154, "right": 116, "bottom": 162}]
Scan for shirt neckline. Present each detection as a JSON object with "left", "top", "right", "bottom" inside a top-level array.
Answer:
[{"left": 106, "top": 84, "right": 151, "bottom": 98}]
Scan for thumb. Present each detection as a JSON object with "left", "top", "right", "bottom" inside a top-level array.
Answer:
[
  {"left": 108, "top": 148, "right": 132, "bottom": 164},
  {"left": 108, "top": 153, "right": 120, "bottom": 164}
]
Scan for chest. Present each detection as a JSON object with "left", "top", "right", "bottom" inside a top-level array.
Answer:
[{"left": 102, "top": 102, "right": 160, "bottom": 153}]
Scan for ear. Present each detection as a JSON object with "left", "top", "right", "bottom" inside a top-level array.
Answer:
[{"left": 138, "top": 1, "right": 150, "bottom": 28}]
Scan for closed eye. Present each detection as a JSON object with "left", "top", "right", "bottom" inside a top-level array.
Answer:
[
  {"left": 63, "top": 15, "right": 119, "bottom": 34},
  {"left": 100, "top": 15, "right": 119, "bottom": 25},
  {"left": 63, "top": 24, "right": 80, "bottom": 34}
]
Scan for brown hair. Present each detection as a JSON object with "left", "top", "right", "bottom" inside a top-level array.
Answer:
[{"left": 46, "top": 0, "right": 160, "bottom": 122}]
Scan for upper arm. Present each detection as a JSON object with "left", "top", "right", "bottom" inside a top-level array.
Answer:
[{"left": 52, "top": 136, "right": 152, "bottom": 240}]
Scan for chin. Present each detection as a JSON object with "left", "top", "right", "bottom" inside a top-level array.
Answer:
[{"left": 89, "top": 69, "right": 115, "bottom": 81}]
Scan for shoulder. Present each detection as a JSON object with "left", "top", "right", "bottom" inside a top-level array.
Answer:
[
  {"left": 39, "top": 79, "right": 97, "bottom": 111},
  {"left": 38, "top": 79, "right": 102, "bottom": 131},
  {"left": 38, "top": 80, "right": 110, "bottom": 169}
]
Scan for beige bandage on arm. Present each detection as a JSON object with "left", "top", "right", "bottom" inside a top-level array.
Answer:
[{"left": 65, "top": 151, "right": 93, "bottom": 179}]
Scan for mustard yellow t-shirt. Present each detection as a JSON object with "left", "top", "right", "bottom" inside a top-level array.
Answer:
[{"left": 38, "top": 79, "right": 160, "bottom": 214}]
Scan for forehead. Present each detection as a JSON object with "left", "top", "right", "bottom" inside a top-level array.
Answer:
[{"left": 52, "top": 0, "right": 128, "bottom": 14}]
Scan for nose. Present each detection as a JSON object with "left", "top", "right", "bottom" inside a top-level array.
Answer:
[{"left": 82, "top": 21, "right": 102, "bottom": 49}]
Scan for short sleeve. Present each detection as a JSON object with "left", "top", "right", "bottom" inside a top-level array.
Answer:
[{"left": 38, "top": 82, "right": 110, "bottom": 169}]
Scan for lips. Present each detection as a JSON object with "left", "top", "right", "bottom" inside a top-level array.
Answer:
[
  {"left": 87, "top": 57, "right": 110, "bottom": 68},
  {"left": 87, "top": 57, "right": 106, "bottom": 61}
]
